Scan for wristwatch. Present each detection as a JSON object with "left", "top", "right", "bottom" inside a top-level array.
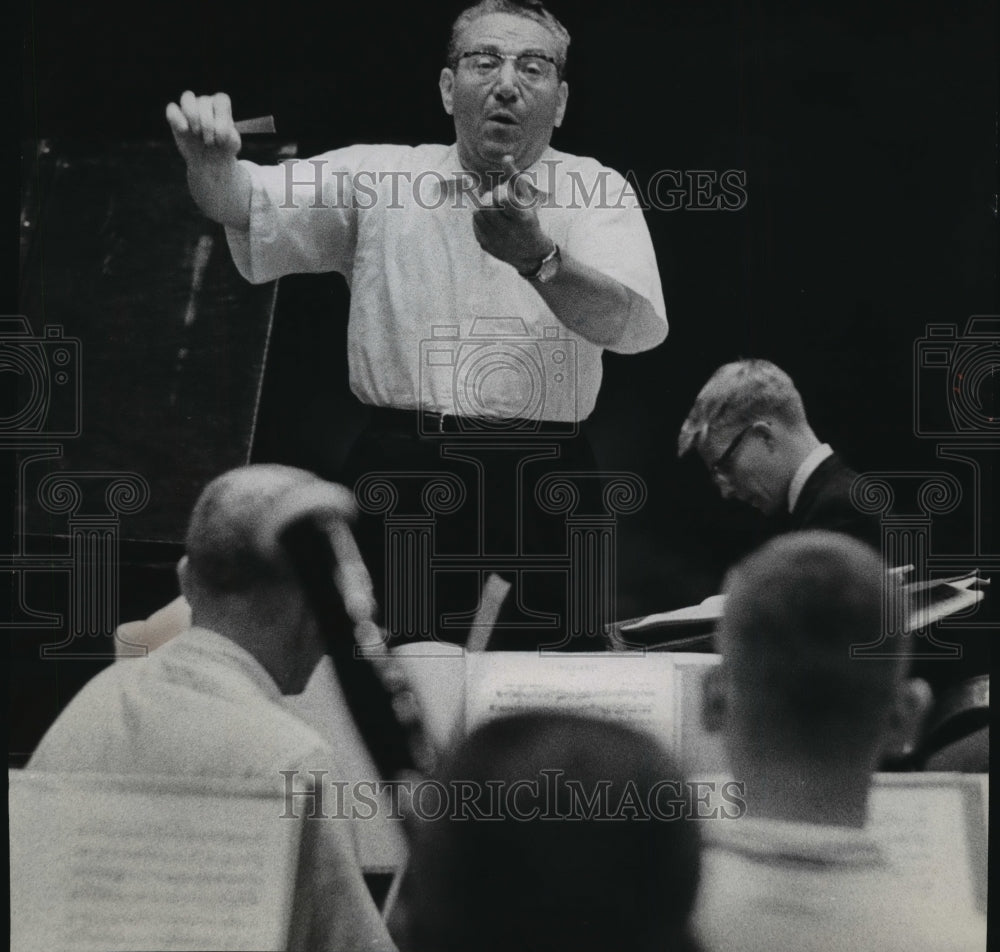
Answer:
[{"left": 520, "top": 242, "right": 561, "bottom": 283}]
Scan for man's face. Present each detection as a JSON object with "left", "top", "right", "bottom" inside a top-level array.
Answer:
[
  {"left": 697, "top": 421, "right": 789, "bottom": 516},
  {"left": 440, "top": 12, "right": 568, "bottom": 175}
]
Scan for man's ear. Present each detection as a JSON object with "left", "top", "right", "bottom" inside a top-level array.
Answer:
[
  {"left": 176, "top": 555, "right": 190, "bottom": 600},
  {"left": 754, "top": 420, "right": 776, "bottom": 450},
  {"left": 554, "top": 80, "right": 568, "bottom": 128},
  {"left": 881, "top": 677, "right": 934, "bottom": 759},
  {"left": 439, "top": 68, "right": 455, "bottom": 116},
  {"left": 701, "top": 664, "right": 728, "bottom": 734}
]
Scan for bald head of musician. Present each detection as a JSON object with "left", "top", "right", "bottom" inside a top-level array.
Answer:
[
  {"left": 702, "top": 531, "right": 931, "bottom": 827},
  {"left": 178, "top": 463, "right": 371, "bottom": 695},
  {"left": 392, "top": 712, "right": 701, "bottom": 952}
]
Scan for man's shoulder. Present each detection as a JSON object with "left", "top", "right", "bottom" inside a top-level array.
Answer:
[
  {"left": 539, "top": 148, "right": 640, "bottom": 212},
  {"left": 696, "top": 818, "right": 985, "bottom": 952},
  {"left": 543, "top": 147, "right": 628, "bottom": 183},
  {"left": 799, "top": 453, "right": 862, "bottom": 511},
  {"left": 811, "top": 451, "right": 859, "bottom": 484},
  {"left": 305, "top": 142, "right": 453, "bottom": 170}
]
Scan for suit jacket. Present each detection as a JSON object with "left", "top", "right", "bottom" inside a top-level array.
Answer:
[{"left": 786, "top": 452, "right": 882, "bottom": 550}]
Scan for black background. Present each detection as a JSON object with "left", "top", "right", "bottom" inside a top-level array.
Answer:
[{"left": 8, "top": 0, "right": 998, "bottom": 754}]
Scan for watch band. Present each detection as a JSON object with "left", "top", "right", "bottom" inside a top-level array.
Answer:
[{"left": 521, "top": 241, "right": 560, "bottom": 281}]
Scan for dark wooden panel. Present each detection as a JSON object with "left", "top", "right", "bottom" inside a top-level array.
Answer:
[{"left": 16, "top": 139, "right": 293, "bottom": 542}]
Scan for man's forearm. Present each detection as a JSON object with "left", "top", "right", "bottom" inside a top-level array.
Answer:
[
  {"left": 528, "top": 251, "right": 652, "bottom": 349},
  {"left": 187, "top": 158, "right": 252, "bottom": 230}
]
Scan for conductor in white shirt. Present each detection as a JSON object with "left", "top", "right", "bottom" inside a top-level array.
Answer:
[{"left": 165, "top": 0, "right": 667, "bottom": 649}]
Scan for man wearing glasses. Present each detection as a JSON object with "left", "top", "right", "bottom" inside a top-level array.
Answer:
[
  {"left": 677, "top": 359, "right": 881, "bottom": 549},
  {"left": 165, "top": 0, "right": 666, "bottom": 648}
]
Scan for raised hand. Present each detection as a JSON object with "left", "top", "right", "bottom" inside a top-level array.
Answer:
[
  {"left": 165, "top": 90, "right": 251, "bottom": 228},
  {"left": 166, "top": 91, "right": 242, "bottom": 169},
  {"left": 472, "top": 154, "right": 552, "bottom": 274}
]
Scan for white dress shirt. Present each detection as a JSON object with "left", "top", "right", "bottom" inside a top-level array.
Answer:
[
  {"left": 226, "top": 143, "right": 667, "bottom": 421},
  {"left": 28, "top": 627, "right": 394, "bottom": 952},
  {"left": 787, "top": 442, "right": 834, "bottom": 513},
  {"left": 694, "top": 816, "right": 986, "bottom": 952}
]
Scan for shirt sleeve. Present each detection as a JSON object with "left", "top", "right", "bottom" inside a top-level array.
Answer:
[
  {"left": 225, "top": 145, "right": 396, "bottom": 285},
  {"left": 562, "top": 165, "right": 668, "bottom": 355}
]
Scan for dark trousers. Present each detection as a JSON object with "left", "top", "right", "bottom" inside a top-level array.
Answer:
[{"left": 341, "top": 409, "right": 610, "bottom": 651}]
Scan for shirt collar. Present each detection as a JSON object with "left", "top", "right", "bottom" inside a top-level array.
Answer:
[
  {"left": 703, "top": 815, "right": 885, "bottom": 869},
  {"left": 434, "top": 143, "right": 557, "bottom": 200},
  {"left": 788, "top": 443, "right": 834, "bottom": 513},
  {"left": 174, "top": 627, "right": 284, "bottom": 705}
]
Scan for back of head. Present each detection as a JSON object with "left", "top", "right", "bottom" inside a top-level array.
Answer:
[
  {"left": 678, "top": 358, "right": 808, "bottom": 456},
  {"left": 184, "top": 464, "right": 324, "bottom": 598},
  {"left": 399, "top": 712, "right": 700, "bottom": 952},
  {"left": 718, "top": 531, "right": 905, "bottom": 760},
  {"left": 447, "top": 0, "right": 571, "bottom": 74}
]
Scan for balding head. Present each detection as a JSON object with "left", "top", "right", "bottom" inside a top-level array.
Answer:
[
  {"left": 184, "top": 464, "right": 357, "bottom": 594},
  {"left": 184, "top": 465, "right": 321, "bottom": 594},
  {"left": 179, "top": 464, "right": 363, "bottom": 693}
]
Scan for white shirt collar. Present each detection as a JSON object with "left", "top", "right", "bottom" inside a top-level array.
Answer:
[
  {"left": 435, "top": 144, "right": 557, "bottom": 199},
  {"left": 788, "top": 443, "right": 834, "bottom": 513},
  {"left": 174, "top": 626, "right": 284, "bottom": 704}
]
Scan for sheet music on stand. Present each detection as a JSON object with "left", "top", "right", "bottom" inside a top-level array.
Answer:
[
  {"left": 900, "top": 570, "right": 989, "bottom": 630},
  {"left": 868, "top": 772, "right": 988, "bottom": 915},
  {"left": 606, "top": 567, "right": 990, "bottom": 649},
  {"left": 9, "top": 771, "right": 303, "bottom": 952}
]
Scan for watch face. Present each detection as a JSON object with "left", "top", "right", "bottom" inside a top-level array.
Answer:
[{"left": 536, "top": 246, "right": 561, "bottom": 283}]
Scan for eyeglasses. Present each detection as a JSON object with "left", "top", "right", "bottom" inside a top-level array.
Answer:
[
  {"left": 457, "top": 50, "right": 560, "bottom": 84},
  {"left": 709, "top": 424, "right": 756, "bottom": 479}
]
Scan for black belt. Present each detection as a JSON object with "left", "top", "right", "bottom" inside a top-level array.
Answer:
[{"left": 365, "top": 406, "right": 579, "bottom": 436}]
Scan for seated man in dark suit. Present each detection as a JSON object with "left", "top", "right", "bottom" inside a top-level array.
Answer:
[
  {"left": 389, "top": 712, "right": 702, "bottom": 952},
  {"left": 677, "top": 358, "right": 880, "bottom": 548}
]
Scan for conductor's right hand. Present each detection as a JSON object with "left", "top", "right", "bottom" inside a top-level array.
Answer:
[{"left": 166, "top": 91, "right": 242, "bottom": 168}]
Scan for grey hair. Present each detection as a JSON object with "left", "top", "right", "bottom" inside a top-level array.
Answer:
[{"left": 446, "top": 0, "right": 571, "bottom": 77}]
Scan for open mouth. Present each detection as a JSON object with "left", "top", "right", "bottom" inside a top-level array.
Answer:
[{"left": 486, "top": 112, "right": 518, "bottom": 126}]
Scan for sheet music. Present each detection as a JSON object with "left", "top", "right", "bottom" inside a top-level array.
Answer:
[
  {"left": 392, "top": 641, "right": 467, "bottom": 751},
  {"left": 466, "top": 652, "right": 677, "bottom": 744},
  {"left": 10, "top": 772, "right": 302, "bottom": 952},
  {"left": 869, "top": 773, "right": 988, "bottom": 915},
  {"left": 905, "top": 579, "right": 986, "bottom": 631},
  {"left": 620, "top": 594, "right": 728, "bottom": 632},
  {"left": 671, "top": 654, "right": 728, "bottom": 777}
]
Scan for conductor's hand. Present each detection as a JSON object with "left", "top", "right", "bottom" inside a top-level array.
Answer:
[
  {"left": 166, "top": 91, "right": 242, "bottom": 169},
  {"left": 473, "top": 155, "right": 552, "bottom": 275}
]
